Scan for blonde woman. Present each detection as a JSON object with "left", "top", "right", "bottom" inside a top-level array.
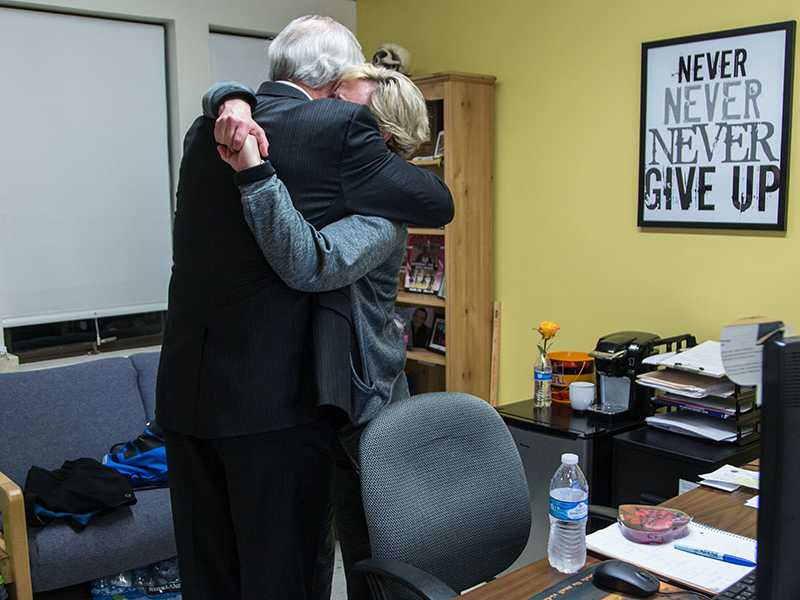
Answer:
[{"left": 208, "top": 65, "right": 436, "bottom": 599}]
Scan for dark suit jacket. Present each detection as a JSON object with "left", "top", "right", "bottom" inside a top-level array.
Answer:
[{"left": 156, "top": 82, "right": 453, "bottom": 438}]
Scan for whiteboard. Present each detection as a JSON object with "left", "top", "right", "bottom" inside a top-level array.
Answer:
[
  {"left": 0, "top": 8, "right": 172, "bottom": 327},
  {"left": 209, "top": 32, "right": 271, "bottom": 91}
]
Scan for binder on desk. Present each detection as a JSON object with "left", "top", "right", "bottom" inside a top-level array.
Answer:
[{"left": 586, "top": 522, "right": 756, "bottom": 594}]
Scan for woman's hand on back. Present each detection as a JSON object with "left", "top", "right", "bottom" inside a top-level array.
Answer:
[{"left": 217, "top": 134, "right": 265, "bottom": 172}]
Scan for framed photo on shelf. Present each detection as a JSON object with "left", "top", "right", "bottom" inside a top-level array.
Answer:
[
  {"left": 413, "top": 101, "right": 443, "bottom": 158},
  {"left": 638, "top": 21, "right": 796, "bottom": 231},
  {"left": 433, "top": 130, "right": 444, "bottom": 157},
  {"left": 428, "top": 317, "right": 446, "bottom": 354},
  {"left": 395, "top": 306, "right": 435, "bottom": 350}
]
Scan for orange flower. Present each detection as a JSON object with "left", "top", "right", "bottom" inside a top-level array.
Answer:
[{"left": 537, "top": 321, "right": 560, "bottom": 340}]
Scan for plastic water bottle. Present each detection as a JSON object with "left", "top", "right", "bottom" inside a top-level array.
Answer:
[
  {"left": 547, "top": 453, "right": 589, "bottom": 573},
  {"left": 533, "top": 350, "right": 552, "bottom": 408}
]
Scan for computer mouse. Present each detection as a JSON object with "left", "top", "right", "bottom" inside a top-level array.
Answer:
[{"left": 592, "top": 560, "right": 660, "bottom": 598}]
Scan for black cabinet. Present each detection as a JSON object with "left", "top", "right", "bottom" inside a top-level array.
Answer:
[{"left": 612, "top": 427, "right": 760, "bottom": 506}]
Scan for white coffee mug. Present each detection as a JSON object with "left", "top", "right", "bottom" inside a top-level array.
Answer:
[{"left": 569, "top": 381, "right": 595, "bottom": 411}]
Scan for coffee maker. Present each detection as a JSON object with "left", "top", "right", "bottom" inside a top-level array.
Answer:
[{"left": 588, "top": 331, "right": 661, "bottom": 420}]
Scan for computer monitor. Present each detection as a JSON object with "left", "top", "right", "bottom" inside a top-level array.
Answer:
[{"left": 757, "top": 335, "right": 800, "bottom": 598}]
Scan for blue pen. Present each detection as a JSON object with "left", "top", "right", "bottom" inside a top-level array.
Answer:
[{"left": 674, "top": 544, "right": 756, "bottom": 568}]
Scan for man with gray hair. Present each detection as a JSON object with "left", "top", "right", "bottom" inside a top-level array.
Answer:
[{"left": 156, "top": 14, "right": 453, "bottom": 600}]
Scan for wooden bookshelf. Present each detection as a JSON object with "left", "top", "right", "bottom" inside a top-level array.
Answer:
[
  {"left": 408, "top": 227, "right": 445, "bottom": 236},
  {"left": 397, "top": 291, "right": 446, "bottom": 309},
  {"left": 407, "top": 348, "right": 446, "bottom": 366},
  {"left": 401, "top": 72, "right": 495, "bottom": 400},
  {"left": 408, "top": 157, "right": 443, "bottom": 167}
]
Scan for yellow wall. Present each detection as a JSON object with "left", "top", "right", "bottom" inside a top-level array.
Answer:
[{"left": 358, "top": 0, "right": 800, "bottom": 405}]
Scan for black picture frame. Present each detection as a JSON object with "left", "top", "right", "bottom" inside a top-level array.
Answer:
[
  {"left": 428, "top": 317, "right": 446, "bottom": 354},
  {"left": 638, "top": 21, "right": 796, "bottom": 231}
]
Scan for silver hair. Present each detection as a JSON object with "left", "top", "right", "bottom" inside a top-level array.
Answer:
[{"left": 267, "top": 15, "right": 364, "bottom": 89}]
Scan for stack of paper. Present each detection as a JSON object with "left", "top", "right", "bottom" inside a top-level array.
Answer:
[
  {"left": 699, "top": 479, "right": 741, "bottom": 492},
  {"left": 642, "top": 351, "right": 678, "bottom": 366},
  {"left": 638, "top": 370, "right": 736, "bottom": 399},
  {"left": 696, "top": 465, "right": 760, "bottom": 494},
  {"left": 638, "top": 341, "right": 756, "bottom": 443},
  {"left": 701, "top": 465, "right": 759, "bottom": 489},
  {"left": 652, "top": 393, "right": 751, "bottom": 419},
  {"left": 658, "top": 340, "right": 727, "bottom": 377},
  {"left": 646, "top": 412, "right": 746, "bottom": 442}
]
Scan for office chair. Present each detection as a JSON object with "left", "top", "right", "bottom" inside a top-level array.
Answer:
[{"left": 354, "top": 392, "right": 532, "bottom": 599}]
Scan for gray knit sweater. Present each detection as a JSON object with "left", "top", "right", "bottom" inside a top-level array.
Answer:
[{"left": 237, "top": 169, "right": 410, "bottom": 425}]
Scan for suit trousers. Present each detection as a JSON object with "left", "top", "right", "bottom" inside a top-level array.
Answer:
[
  {"left": 316, "top": 424, "right": 372, "bottom": 600},
  {"left": 163, "top": 421, "right": 336, "bottom": 600}
]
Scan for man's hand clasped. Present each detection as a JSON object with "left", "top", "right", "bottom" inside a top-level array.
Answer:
[{"left": 215, "top": 98, "right": 269, "bottom": 173}]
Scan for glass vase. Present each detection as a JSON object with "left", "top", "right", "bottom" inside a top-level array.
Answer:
[{"left": 533, "top": 347, "right": 552, "bottom": 408}]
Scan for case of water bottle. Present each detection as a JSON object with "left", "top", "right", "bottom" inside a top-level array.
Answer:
[{"left": 90, "top": 557, "right": 181, "bottom": 600}]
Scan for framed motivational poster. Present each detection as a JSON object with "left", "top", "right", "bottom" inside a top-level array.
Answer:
[{"left": 638, "top": 21, "right": 796, "bottom": 230}]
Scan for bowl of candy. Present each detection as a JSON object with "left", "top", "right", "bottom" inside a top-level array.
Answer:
[{"left": 618, "top": 504, "right": 692, "bottom": 544}]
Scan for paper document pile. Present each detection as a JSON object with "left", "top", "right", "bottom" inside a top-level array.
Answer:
[
  {"left": 646, "top": 412, "right": 747, "bottom": 442},
  {"left": 656, "top": 340, "right": 727, "bottom": 377},
  {"left": 701, "top": 465, "right": 759, "bottom": 489},
  {"left": 651, "top": 393, "right": 749, "bottom": 418},
  {"left": 700, "top": 479, "right": 741, "bottom": 492},
  {"left": 694, "top": 465, "right": 760, "bottom": 493},
  {"left": 638, "top": 370, "right": 735, "bottom": 399},
  {"left": 638, "top": 341, "right": 756, "bottom": 443}
]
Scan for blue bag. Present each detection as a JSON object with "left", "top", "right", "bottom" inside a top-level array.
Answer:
[{"left": 103, "top": 422, "right": 168, "bottom": 488}]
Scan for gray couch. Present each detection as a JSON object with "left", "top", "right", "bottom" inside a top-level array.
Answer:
[{"left": 0, "top": 352, "right": 175, "bottom": 594}]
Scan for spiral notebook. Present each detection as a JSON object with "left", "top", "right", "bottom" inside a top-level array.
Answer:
[{"left": 586, "top": 522, "right": 756, "bottom": 594}]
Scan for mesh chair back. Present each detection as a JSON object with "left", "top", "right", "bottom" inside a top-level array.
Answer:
[{"left": 360, "top": 392, "right": 531, "bottom": 593}]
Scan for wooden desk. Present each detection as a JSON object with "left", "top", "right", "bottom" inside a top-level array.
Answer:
[{"left": 463, "top": 460, "right": 759, "bottom": 599}]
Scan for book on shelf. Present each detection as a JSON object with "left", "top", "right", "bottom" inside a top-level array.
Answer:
[
  {"left": 437, "top": 272, "right": 446, "bottom": 299},
  {"left": 403, "top": 234, "right": 445, "bottom": 295}
]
